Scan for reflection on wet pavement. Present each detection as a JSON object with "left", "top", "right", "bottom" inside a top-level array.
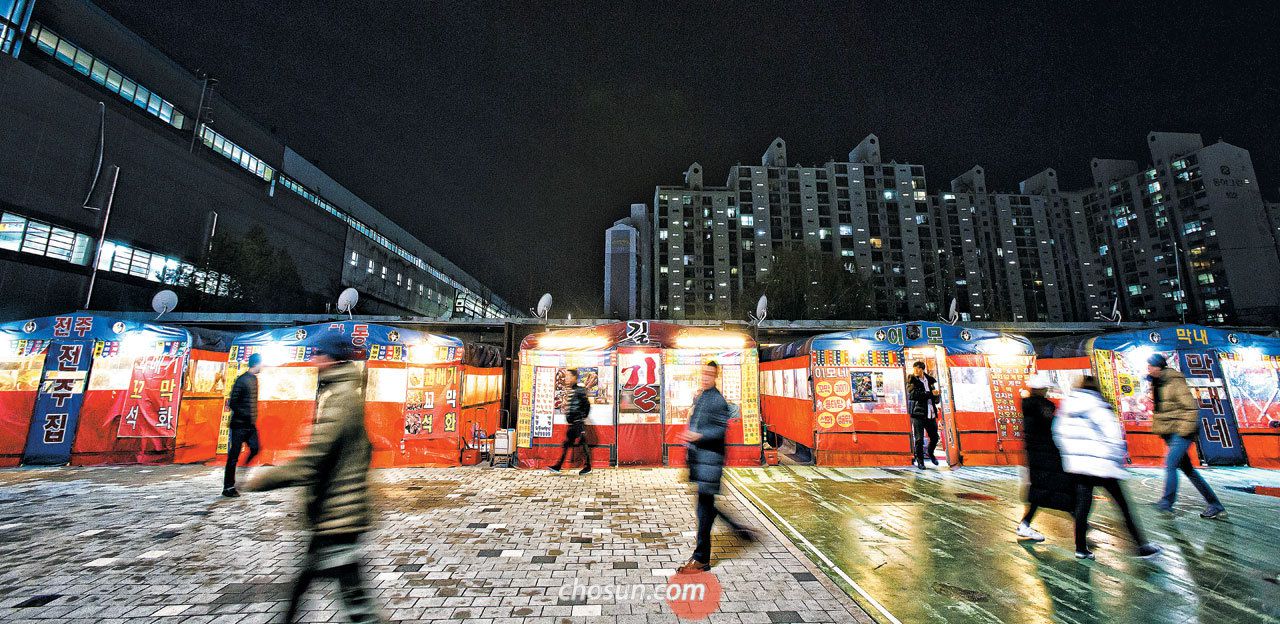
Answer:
[{"left": 728, "top": 465, "right": 1280, "bottom": 624}]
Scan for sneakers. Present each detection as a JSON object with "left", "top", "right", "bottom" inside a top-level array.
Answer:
[
  {"left": 677, "top": 559, "right": 710, "bottom": 574},
  {"left": 579, "top": 467, "right": 592, "bottom": 475},
  {"left": 736, "top": 527, "right": 759, "bottom": 543},
  {"left": 930, "top": 456, "right": 939, "bottom": 466},
  {"left": 546, "top": 466, "right": 561, "bottom": 473},
  {"left": 1075, "top": 550, "right": 1095, "bottom": 560},
  {"left": 1136, "top": 543, "right": 1162, "bottom": 558},
  {"left": 1153, "top": 502, "right": 1174, "bottom": 514},
  {"left": 221, "top": 487, "right": 240, "bottom": 498},
  {"left": 914, "top": 459, "right": 925, "bottom": 470},
  {"left": 1016, "top": 522, "right": 1046, "bottom": 542},
  {"left": 1200, "top": 505, "right": 1226, "bottom": 519}
]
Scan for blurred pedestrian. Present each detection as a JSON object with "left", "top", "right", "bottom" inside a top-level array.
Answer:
[
  {"left": 1016, "top": 373, "right": 1076, "bottom": 542},
  {"left": 678, "top": 361, "right": 756, "bottom": 574},
  {"left": 547, "top": 368, "right": 592, "bottom": 475},
  {"left": 222, "top": 352, "right": 263, "bottom": 497},
  {"left": 1054, "top": 376, "right": 1160, "bottom": 560},
  {"left": 246, "top": 333, "right": 382, "bottom": 623},
  {"left": 1148, "top": 354, "right": 1225, "bottom": 519},
  {"left": 906, "top": 361, "right": 942, "bottom": 469}
]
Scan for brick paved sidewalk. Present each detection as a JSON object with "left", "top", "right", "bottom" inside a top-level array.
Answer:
[{"left": 0, "top": 466, "right": 870, "bottom": 623}]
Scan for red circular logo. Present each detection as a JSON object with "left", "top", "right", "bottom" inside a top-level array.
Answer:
[{"left": 666, "top": 571, "right": 722, "bottom": 620}]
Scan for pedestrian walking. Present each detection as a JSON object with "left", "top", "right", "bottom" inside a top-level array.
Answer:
[
  {"left": 1015, "top": 373, "right": 1076, "bottom": 542},
  {"left": 246, "top": 333, "right": 382, "bottom": 624},
  {"left": 906, "top": 361, "right": 942, "bottom": 469},
  {"left": 222, "top": 352, "right": 262, "bottom": 497},
  {"left": 1053, "top": 376, "right": 1161, "bottom": 560},
  {"left": 547, "top": 368, "right": 592, "bottom": 475},
  {"left": 1148, "top": 354, "right": 1226, "bottom": 519},
  {"left": 678, "top": 361, "right": 756, "bottom": 574}
]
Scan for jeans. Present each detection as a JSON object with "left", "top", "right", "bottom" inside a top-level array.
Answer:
[
  {"left": 285, "top": 534, "right": 381, "bottom": 623},
  {"left": 1073, "top": 476, "right": 1145, "bottom": 552},
  {"left": 911, "top": 417, "right": 939, "bottom": 463},
  {"left": 551, "top": 422, "right": 591, "bottom": 469},
  {"left": 224, "top": 427, "right": 260, "bottom": 490},
  {"left": 1160, "top": 435, "right": 1222, "bottom": 509},
  {"left": 693, "top": 492, "right": 747, "bottom": 564}
]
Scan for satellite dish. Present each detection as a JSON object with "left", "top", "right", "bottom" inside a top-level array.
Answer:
[
  {"left": 151, "top": 289, "right": 178, "bottom": 319},
  {"left": 337, "top": 288, "right": 359, "bottom": 319},
  {"left": 533, "top": 293, "right": 552, "bottom": 319},
  {"left": 750, "top": 295, "right": 768, "bottom": 326}
]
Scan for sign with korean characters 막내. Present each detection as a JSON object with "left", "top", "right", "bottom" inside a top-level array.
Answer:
[{"left": 116, "top": 355, "right": 183, "bottom": 438}]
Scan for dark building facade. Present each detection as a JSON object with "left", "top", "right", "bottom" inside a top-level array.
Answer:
[{"left": 0, "top": 0, "right": 516, "bottom": 320}]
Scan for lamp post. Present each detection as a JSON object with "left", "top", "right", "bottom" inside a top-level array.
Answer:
[{"left": 83, "top": 165, "right": 120, "bottom": 309}]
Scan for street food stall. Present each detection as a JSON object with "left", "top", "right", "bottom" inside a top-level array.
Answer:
[
  {"left": 1037, "top": 325, "right": 1280, "bottom": 467},
  {"left": 0, "top": 313, "right": 225, "bottom": 466},
  {"left": 515, "top": 321, "right": 761, "bottom": 468},
  {"left": 226, "top": 321, "right": 503, "bottom": 468},
  {"left": 761, "top": 321, "right": 1035, "bottom": 466}
]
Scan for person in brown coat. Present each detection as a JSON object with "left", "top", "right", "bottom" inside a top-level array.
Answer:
[
  {"left": 1148, "top": 354, "right": 1225, "bottom": 519},
  {"left": 246, "top": 333, "right": 381, "bottom": 623}
]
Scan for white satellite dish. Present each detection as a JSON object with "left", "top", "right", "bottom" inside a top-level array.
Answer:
[
  {"left": 151, "top": 289, "right": 178, "bottom": 319},
  {"left": 337, "top": 288, "right": 359, "bottom": 319},
  {"left": 750, "top": 295, "right": 768, "bottom": 326},
  {"left": 939, "top": 297, "right": 959, "bottom": 325},
  {"left": 533, "top": 293, "right": 552, "bottom": 319}
]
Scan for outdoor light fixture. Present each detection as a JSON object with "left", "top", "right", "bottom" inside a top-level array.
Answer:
[{"left": 1125, "top": 346, "right": 1156, "bottom": 370}]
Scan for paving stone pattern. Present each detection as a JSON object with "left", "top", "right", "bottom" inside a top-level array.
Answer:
[{"left": 0, "top": 466, "right": 869, "bottom": 623}]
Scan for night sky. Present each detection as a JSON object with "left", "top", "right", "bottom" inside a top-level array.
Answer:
[{"left": 95, "top": 1, "right": 1280, "bottom": 316}]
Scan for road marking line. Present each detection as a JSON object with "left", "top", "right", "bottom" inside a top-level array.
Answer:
[{"left": 729, "top": 475, "right": 903, "bottom": 624}]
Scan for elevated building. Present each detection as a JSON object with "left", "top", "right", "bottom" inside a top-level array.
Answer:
[{"left": 0, "top": 0, "right": 517, "bottom": 319}]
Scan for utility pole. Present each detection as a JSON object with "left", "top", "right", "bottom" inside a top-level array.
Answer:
[
  {"left": 84, "top": 165, "right": 120, "bottom": 309},
  {"left": 189, "top": 72, "right": 214, "bottom": 152}
]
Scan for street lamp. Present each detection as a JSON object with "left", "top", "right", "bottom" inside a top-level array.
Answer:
[{"left": 83, "top": 165, "right": 120, "bottom": 309}]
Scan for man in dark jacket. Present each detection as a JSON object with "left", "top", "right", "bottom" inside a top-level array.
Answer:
[
  {"left": 906, "top": 361, "right": 942, "bottom": 469},
  {"left": 547, "top": 368, "right": 592, "bottom": 475},
  {"left": 222, "top": 353, "right": 263, "bottom": 497},
  {"left": 1149, "top": 354, "right": 1225, "bottom": 519},
  {"left": 246, "top": 333, "right": 381, "bottom": 624},
  {"left": 678, "top": 361, "right": 756, "bottom": 574},
  {"left": 1016, "top": 373, "right": 1075, "bottom": 542}
]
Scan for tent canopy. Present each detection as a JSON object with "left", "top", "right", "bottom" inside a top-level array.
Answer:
[
  {"left": 0, "top": 314, "right": 190, "bottom": 347},
  {"left": 1036, "top": 324, "right": 1280, "bottom": 358},
  {"left": 762, "top": 320, "right": 1032, "bottom": 361},
  {"left": 520, "top": 321, "right": 755, "bottom": 352},
  {"left": 231, "top": 321, "right": 501, "bottom": 366}
]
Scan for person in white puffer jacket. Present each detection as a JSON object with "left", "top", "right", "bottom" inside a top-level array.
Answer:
[{"left": 1053, "top": 376, "right": 1161, "bottom": 560}]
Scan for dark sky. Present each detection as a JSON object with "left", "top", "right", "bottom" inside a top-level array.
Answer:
[{"left": 95, "top": 1, "right": 1280, "bottom": 316}]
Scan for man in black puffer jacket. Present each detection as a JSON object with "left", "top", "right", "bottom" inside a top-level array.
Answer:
[
  {"left": 548, "top": 368, "right": 592, "bottom": 475},
  {"left": 222, "top": 353, "right": 262, "bottom": 497}
]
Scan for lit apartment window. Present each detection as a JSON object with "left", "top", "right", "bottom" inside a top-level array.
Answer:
[
  {"left": 199, "top": 126, "right": 275, "bottom": 182},
  {"left": 26, "top": 23, "right": 186, "bottom": 130},
  {"left": 367, "top": 260, "right": 375, "bottom": 274},
  {"left": 396, "top": 272, "right": 402, "bottom": 287},
  {"left": 349, "top": 251, "right": 358, "bottom": 266},
  {"left": 381, "top": 266, "right": 387, "bottom": 280}
]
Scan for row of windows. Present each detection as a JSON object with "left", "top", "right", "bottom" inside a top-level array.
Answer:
[
  {"left": 199, "top": 125, "right": 274, "bottom": 182},
  {"left": 98, "top": 241, "right": 232, "bottom": 296},
  {"left": 277, "top": 175, "right": 502, "bottom": 317},
  {"left": 0, "top": 211, "right": 231, "bottom": 296},
  {"left": 27, "top": 23, "right": 186, "bottom": 130},
  {"left": 0, "top": 212, "right": 94, "bottom": 264}
]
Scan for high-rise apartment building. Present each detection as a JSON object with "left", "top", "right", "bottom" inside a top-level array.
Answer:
[
  {"left": 633, "top": 133, "right": 1280, "bottom": 325},
  {"left": 1, "top": 0, "right": 517, "bottom": 319}
]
